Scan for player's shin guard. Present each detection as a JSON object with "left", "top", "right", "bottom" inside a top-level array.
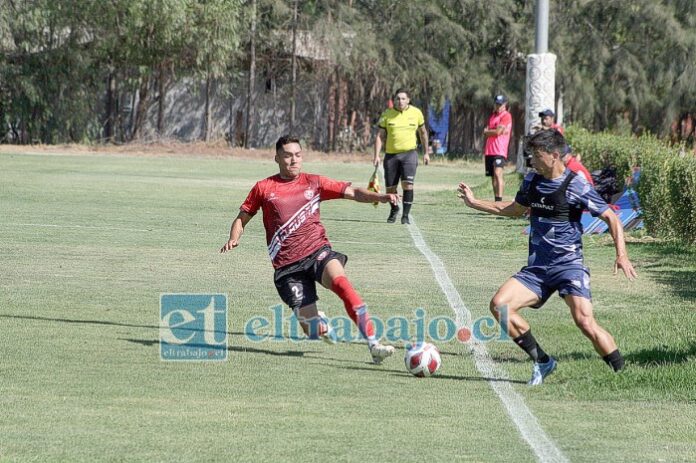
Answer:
[
  {"left": 293, "top": 308, "right": 328, "bottom": 340},
  {"left": 330, "top": 275, "right": 376, "bottom": 343},
  {"left": 402, "top": 189, "right": 414, "bottom": 217},
  {"left": 513, "top": 329, "right": 550, "bottom": 363}
]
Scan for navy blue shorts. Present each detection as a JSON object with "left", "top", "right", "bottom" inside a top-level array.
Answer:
[{"left": 513, "top": 265, "right": 592, "bottom": 308}]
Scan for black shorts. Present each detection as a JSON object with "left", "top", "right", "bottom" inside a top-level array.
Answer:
[
  {"left": 384, "top": 150, "right": 418, "bottom": 187},
  {"left": 485, "top": 155, "right": 506, "bottom": 176},
  {"left": 273, "top": 246, "right": 348, "bottom": 311}
]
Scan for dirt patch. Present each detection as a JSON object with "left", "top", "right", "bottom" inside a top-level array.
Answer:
[{"left": 0, "top": 140, "right": 376, "bottom": 163}]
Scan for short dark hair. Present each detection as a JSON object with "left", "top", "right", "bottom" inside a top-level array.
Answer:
[
  {"left": 526, "top": 129, "right": 566, "bottom": 156},
  {"left": 275, "top": 135, "right": 301, "bottom": 154},
  {"left": 393, "top": 88, "right": 409, "bottom": 98}
]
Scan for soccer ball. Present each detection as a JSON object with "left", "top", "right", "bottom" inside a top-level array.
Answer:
[{"left": 404, "top": 342, "right": 441, "bottom": 377}]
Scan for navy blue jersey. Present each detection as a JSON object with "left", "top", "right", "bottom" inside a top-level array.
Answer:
[{"left": 515, "top": 169, "right": 609, "bottom": 267}]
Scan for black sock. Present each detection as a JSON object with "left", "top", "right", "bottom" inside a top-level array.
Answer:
[
  {"left": 390, "top": 202, "right": 399, "bottom": 212},
  {"left": 603, "top": 349, "right": 625, "bottom": 372},
  {"left": 495, "top": 196, "right": 502, "bottom": 202},
  {"left": 513, "top": 330, "right": 550, "bottom": 363},
  {"left": 403, "top": 190, "right": 414, "bottom": 217}
]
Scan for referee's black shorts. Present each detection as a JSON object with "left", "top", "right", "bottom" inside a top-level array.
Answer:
[{"left": 384, "top": 149, "right": 418, "bottom": 187}]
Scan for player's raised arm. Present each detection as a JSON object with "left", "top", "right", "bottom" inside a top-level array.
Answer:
[
  {"left": 343, "top": 185, "right": 400, "bottom": 206},
  {"left": 220, "top": 211, "right": 253, "bottom": 253},
  {"left": 457, "top": 182, "right": 526, "bottom": 217},
  {"left": 598, "top": 208, "right": 638, "bottom": 281}
]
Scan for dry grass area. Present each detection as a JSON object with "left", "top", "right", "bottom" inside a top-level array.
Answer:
[{"left": 0, "top": 140, "right": 376, "bottom": 163}]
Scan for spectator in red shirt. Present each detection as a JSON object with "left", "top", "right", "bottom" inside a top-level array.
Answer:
[
  {"left": 537, "top": 109, "right": 564, "bottom": 134},
  {"left": 483, "top": 95, "right": 513, "bottom": 202},
  {"left": 561, "top": 145, "right": 594, "bottom": 186},
  {"left": 220, "top": 135, "right": 400, "bottom": 364}
]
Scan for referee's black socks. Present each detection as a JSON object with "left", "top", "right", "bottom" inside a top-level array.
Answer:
[
  {"left": 403, "top": 190, "right": 414, "bottom": 217},
  {"left": 603, "top": 349, "right": 625, "bottom": 372}
]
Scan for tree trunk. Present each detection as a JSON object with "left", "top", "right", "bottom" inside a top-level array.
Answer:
[
  {"left": 331, "top": 68, "right": 342, "bottom": 152},
  {"left": 131, "top": 74, "right": 150, "bottom": 141},
  {"left": 244, "top": 0, "right": 257, "bottom": 149},
  {"left": 290, "top": 0, "right": 298, "bottom": 132},
  {"left": 105, "top": 70, "right": 116, "bottom": 143},
  {"left": 157, "top": 63, "right": 167, "bottom": 136},
  {"left": 203, "top": 73, "right": 212, "bottom": 142}
]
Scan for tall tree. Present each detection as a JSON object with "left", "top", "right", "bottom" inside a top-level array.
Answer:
[
  {"left": 187, "top": 0, "right": 242, "bottom": 142},
  {"left": 244, "top": 0, "right": 257, "bottom": 148},
  {"left": 289, "top": 0, "right": 298, "bottom": 132}
]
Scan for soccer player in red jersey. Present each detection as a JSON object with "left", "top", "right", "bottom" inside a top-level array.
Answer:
[{"left": 220, "top": 135, "right": 400, "bottom": 364}]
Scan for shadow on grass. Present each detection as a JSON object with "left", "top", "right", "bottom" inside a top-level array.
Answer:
[
  {"left": 122, "top": 338, "right": 314, "bottom": 358},
  {"left": 492, "top": 345, "right": 696, "bottom": 367},
  {"left": 1, "top": 314, "right": 502, "bottom": 359},
  {"left": 0, "top": 314, "right": 164, "bottom": 330},
  {"left": 625, "top": 344, "right": 696, "bottom": 366},
  {"left": 332, "top": 365, "right": 526, "bottom": 384},
  {"left": 490, "top": 351, "right": 596, "bottom": 364},
  {"left": 0, "top": 314, "right": 307, "bottom": 341},
  {"left": 626, "top": 241, "right": 696, "bottom": 302}
]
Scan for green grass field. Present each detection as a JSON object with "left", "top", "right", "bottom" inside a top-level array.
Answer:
[{"left": 1, "top": 150, "right": 695, "bottom": 462}]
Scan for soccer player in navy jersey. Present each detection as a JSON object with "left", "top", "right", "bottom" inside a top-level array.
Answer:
[
  {"left": 458, "top": 129, "right": 637, "bottom": 385},
  {"left": 220, "top": 135, "right": 400, "bottom": 364}
]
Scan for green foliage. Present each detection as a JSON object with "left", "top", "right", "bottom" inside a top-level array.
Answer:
[
  {"left": 2, "top": 1, "right": 696, "bottom": 146},
  {"left": 186, "top": 0, "right": 242, "bottom": 78},
  {"left": 1, "top": 0, "right": 243, "bottom": 143},
  {"left": 566, "top": 126, "right": 696, "bottom": 244},
  {"left": 553, "top": 0, "right": 696, "bottom": 133}
]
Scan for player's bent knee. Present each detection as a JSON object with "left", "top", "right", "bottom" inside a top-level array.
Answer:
[
  {"left": 574, "top": 316, "right": 596, "bottom": 336},
  {"left": 489, "top": 295, "right": 510, "bottom": 313}
]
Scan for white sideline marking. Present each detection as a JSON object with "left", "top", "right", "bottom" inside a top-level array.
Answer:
[
  {"left": 2, "top": 222, "right": 208, "bottom": 235},
  {"left": 407, "top": 217, "right": 568, "bottom": 463},
  {"left": 3, "top": 222, "right": 152, "bottom": 232}
]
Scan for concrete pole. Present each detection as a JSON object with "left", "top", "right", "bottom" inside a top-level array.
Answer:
[
  {"left": 535, "top": 0, "right": 549, "bottom": 54},
  {"left": 517, "top": 0, "right": 556, "bottom": 172}
]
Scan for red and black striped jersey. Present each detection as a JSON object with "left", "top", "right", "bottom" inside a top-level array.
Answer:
[{"left": 240, "top": 173, "right": 350, "bottom": 269}]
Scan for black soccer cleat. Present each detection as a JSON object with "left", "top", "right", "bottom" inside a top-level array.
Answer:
[
  {"left": 387, "top": 207, "right": 399, "bottom": 223},
  {"left": 401, "top": 215, "right": 410, "bottom": 225}
]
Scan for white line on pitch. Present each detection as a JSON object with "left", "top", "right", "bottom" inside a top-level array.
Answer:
[
  {"left": 1, "top": 222, "right": 208, "bottom": 235},
  {"left": 407, "top": 217, "right": 568, "bottom": 463},
  {"left": 2, "top": 223, "right": 153, "bottom": 232}
]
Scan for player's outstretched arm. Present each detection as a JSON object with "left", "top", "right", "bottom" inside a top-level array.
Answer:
[
  {"left": 344, "top": 186, "right": 400, "bottom": 206},
  {"left": 599, "top": 208, "right": 638, "bottom": 281},
  {"left": 220, "top": 211, "right": 253, "bottom": 253},
  {"left": 457, "top": 182, "right": 526, "bottom": 217}
]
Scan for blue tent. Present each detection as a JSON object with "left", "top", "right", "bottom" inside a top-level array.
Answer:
[{"left": 427, "top": 100, "right": 451, "bottom": 155}]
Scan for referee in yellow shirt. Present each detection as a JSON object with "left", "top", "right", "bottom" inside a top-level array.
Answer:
[{"left": 373, "top": 89, "right": 430, "bottom": 224}]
